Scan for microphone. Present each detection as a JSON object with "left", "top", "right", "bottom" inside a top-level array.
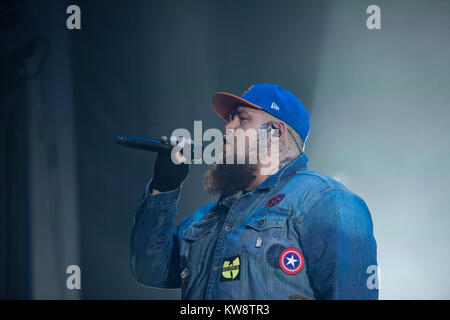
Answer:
[
  {"left": 116, "top": 135, "right": 203, "bottom": 162},
  {"left": 116, "top": 136, "right": 173, "bottom": 154}
]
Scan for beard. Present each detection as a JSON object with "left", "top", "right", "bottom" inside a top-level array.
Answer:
[{"left": 203, "top": 163, "right": 258, "bottom": 196}]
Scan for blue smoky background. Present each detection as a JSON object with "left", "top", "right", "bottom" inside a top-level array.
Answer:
[{"left": 0, "top": 0, "right": 449, "bottom": 299}]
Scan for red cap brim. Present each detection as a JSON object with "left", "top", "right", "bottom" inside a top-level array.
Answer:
[{"left": 212, "top": 92, "right": 263, "bottom": 122}]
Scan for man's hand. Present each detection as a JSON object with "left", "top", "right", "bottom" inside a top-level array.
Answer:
[{"left": 150, "top": 136, "right": 190, "bottom": 194}]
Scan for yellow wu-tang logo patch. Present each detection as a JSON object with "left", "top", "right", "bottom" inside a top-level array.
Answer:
[{"left": 220, "top": 256, "right": 240, "bottom": 282}]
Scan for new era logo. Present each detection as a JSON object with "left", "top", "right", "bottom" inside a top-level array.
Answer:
[{"left": 270, "top": 102, "right": 280, "bottom": 110}]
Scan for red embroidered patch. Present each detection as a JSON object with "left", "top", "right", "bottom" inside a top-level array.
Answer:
[{"left": 266, "top": 193, "right": 285, "bottom": 208}]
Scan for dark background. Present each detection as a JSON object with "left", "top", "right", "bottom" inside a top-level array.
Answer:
[{"left": 1, "top": 0, "right": 449, "bottom": 299}]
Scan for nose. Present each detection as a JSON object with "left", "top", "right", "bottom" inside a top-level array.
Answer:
[
  {"left": 224, "top": 116, "right": 238, "bottom": 131},
  {"left": 224, "top": 122, "right": 232, "bottom": 131},
  {"left": 224, "top": 121, "right": 234, "bottom": 131},
  {"left": 223, "top": 120, "right": 236, "bottom": 144}
]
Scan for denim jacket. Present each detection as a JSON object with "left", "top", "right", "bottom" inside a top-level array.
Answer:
[{"left": 130, "top": 154, "right": 378, "bottom": 300}]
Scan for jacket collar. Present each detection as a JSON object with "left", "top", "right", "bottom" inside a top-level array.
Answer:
[
  {"left": 255, "top": 153, "right": 309, "bottom": 191},
  {"left": 217, "top": 153, "right": 309, "bottom": 207}
]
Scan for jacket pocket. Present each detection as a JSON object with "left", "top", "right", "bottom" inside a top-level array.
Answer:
[
  {"left": 183, "top": 219, "right": 217, "bottom": 267},
  {"left": 240, "top": 211, "right": 289, "bottom": 261},
  {"left": 243, "top": 212, "right": 287, "bottom": 231}
]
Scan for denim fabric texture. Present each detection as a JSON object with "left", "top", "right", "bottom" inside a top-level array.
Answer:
[{"left": 130, "top": 154, "right": 378, "bottom": 300}]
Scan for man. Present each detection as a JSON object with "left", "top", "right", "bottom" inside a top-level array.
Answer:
[{"left": 130, "top": 84, "right": 378, "bottom": 300}]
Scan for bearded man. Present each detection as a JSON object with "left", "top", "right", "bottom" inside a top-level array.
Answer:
[{"left": 130, "top": 84, "right": 378, "bottom": 300}]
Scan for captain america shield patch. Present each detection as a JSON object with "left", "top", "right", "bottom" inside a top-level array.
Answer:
[{"left": 279, "top": 248, "right": 304, "bottom": 275}]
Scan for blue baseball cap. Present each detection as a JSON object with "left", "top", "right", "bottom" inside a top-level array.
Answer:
[{"left": 212, "top": 84, "right": 310, "bottom": 143}]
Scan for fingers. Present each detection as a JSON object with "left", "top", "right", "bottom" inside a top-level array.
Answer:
[
  {"left": 161, "top": 135, "right": 193, "bottom": 147},
  {"left": 163, "top": 135, "right": 193, "bottom": 164}
]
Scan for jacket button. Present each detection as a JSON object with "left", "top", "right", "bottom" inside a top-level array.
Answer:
[
  {"left": 224, "top": 225, "right": 232, "bottom": 232},
  {"left": 258, "top": 219, "right": 265, "bottom": 227}
]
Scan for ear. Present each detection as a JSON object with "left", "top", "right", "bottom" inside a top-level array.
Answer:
[{"left": 270, "top": 121, "right": 287, "bottom": 141}]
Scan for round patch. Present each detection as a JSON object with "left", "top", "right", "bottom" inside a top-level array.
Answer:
[
  {"left": 279, "top": 248, "right": 304, "bottom": 275},
  {"left": 266, "top": 193, "right": 285, "bottom": 208}
]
